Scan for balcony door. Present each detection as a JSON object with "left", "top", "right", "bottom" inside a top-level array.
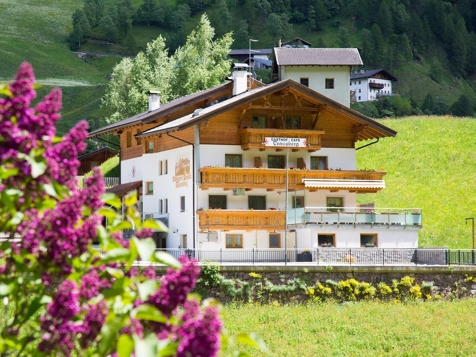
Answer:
[
  {"left": 327, "top": 197, "right": 343, "bottom": 212},
  {"left": 209, "top": 195, "right": 227, "bottom": 209},
  {"left": 248, "top": 196, "right": 266, "bottom": 210}
]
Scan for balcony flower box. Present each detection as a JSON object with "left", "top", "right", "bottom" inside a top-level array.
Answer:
[{"left": 321, "top": 243, "right": 333, "bottom": 248}]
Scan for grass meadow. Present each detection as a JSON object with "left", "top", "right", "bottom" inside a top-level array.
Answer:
[
  {"left": 356, "top": 116, "right": 476, "bottom": 249},
  {"left": 221, "top": 300, "right": 476, "bottom": 357}
]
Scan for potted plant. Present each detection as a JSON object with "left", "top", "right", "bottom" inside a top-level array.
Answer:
[{"left": 365, "top": 242, "right": 376, "bottom": 248}]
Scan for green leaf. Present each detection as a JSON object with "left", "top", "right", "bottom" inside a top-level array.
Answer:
[
  {"left": 10, "top": 211, "right": 24, "bottom": 225},
  {"left": 138, "top": 280, "right": 158, "bottom": 301},
  {"left": 0, "top": 282, "right": 15, "bottom": 296},
  {"left": 132, "top": 304, "right": 167, "bottom": 323},
  {"left": 117, "top": 334, "right": 134, "bottom": 357},
  {"left": 105, "top": 267, "right": 125, "bottom": 278},
  {"left": 25, "top": 295, "right": 52, "bottom": 320},
  {"left": 100, "top": 248, "right": 130, "bottom": 264},
  {"left": 124, "top": 190, "right": 137, "bottom": 207},
  {"left": 236, "top": 333, "right": 268, "bottom": 352},
  {"left": 103, "top": 193, "right": 122, "bottom": 209},
  {"left": 152, "top": 251, "right": 181, "bottom": 269},
  {"left": 0, "top": 166, "right": 18, "bottom": 179},
  {"left": 127, "top": 238, "right": 139, "bottom": 269},
  {"left": 98, "top": 207, "right": 119, "bottom": 219},
  {"left": 142, "top": 219, "right": 169, "bottom": 232},
  {"left": 99, "top": 317, "right": 124, "bottom": 356},
  {"left": 42, "top": 183, "right": 58, "bottom": 198},
  {"left": 133, "top": 333, "right": 158, "bottom": 357},
  {"left": 110, "top": 221, "right": 133, "bottom": 232},
  {"left": 158, "top": 340, "right": 179, "bottom": 357},
  {"left": 131, "top": 237, "right": 156, "bottom": 262}
]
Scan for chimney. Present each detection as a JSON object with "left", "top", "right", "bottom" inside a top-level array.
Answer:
[
  {"left": 232, "top": 63, "right": 249, "bottom": 96},
  {"left": 278, "top": 38, "right": 282, "bottom": 47},
  {"left": 148, "top": 90, "right": 160, "bottom": 111}
]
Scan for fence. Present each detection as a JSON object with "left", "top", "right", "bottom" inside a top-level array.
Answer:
[{"left": 154, "top": 248, "right": 476, "bottom": 266}]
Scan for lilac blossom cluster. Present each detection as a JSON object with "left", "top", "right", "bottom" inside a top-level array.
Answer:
[{"left": 0, "top": 63, "right": 223, "bottom": 357}]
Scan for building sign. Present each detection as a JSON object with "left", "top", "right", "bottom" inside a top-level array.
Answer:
[
  {"left": 264, "top": 137, "right": 307, "bottom": 148},
  {"left": 173, "top": 157, "right": 191, "bottom": 188}
]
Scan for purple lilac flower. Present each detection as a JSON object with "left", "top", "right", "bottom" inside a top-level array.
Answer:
[
  {"left": 147, "top": 255, "right": 200, "bottom": 317},
  {"left": 39, "top": 280, "right": 81, "bottom": 356},
  {"left": 143, "top": 266, "right": 156, "bottom": 280},
  {"left": 176, "top": 300, "right": 222, "bottom": 357},
  {"left": 79, "top": 300, "right": 108, "bottom": 348}
]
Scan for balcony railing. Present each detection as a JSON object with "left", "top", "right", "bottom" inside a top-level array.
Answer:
[
  {"left": 197, "top": 209, "right": 286, "bottom": 230},
  {"left": 287, "top": 207, "right": 422, "bottom": 226},
  {"left": 369, "top": 82, "right": 384, "bottom": 89},
  {"left": 238, "top": 128, "right": 325, "bottom": 151},
  {"left": 199, "top": 167, "right": 386, "bottom": 192}
]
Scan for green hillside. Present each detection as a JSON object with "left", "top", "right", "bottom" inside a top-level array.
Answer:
[{"left": 357, "top": 116, "right": 476, "bottom": 249}]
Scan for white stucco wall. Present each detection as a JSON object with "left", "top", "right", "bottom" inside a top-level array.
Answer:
[
  {"left": 140, "top": 146, "right": 194, "bottom": 249},
  {"left": 121, "top": 157, "right": 144, "bottom": 183},
  {"left": 279, "top": 65, "right": 351, "bottom": 107}
]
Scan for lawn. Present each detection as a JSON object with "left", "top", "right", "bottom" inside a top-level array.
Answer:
[
  {"left": 221, "top": 300, "right": 476, "bottom": 357},
  {"left": 357, "top": 116, "right": 476, "bottom": 249}
]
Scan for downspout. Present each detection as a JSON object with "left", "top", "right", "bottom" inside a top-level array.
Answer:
[
  {"left": 166, "top": 131, "right": 196, "bottom": 250},
  {"left": 356, "top": 138, "right": 379, "bottom": 151}
]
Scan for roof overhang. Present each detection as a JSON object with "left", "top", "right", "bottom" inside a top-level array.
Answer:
[
  {"left": 106, "top": 180, "right": 142, "bottom": 198},
  {"left": 303, "top": 179, "right": 385, "bottom": 190}
]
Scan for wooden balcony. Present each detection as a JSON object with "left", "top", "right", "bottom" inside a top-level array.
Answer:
[
  {"left": 199, "top": 167, "right": 386, "bottom": 192},
  {"left": 197, "top": 210, "right": 286, "bottom": 231},
  {"left": 369, "top": 82, "right": 384, "bottom": 89},
  {"left": 238, "top": 128, "right": 325, "bottom": 151}
]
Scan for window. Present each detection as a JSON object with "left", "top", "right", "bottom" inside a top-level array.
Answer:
[
  {"left": 269, "top": 233, "right": 281, "bottom": 248},
  {"left": 327, "top": 197, "right": 343, "bottom": 212},
  {"left": 358, "top": 89, "right": 361, "bottom": 93},
  {"left": 268, "top": 155, "right": 285, "bottom": 169},
  {"left": 146, "top": 182, "right": 154, "bottom": 195},
  {"left": 318, "top": 234, "right": 335, "bottom": 247},
  {"left": 226, "top": 234, "right": 243, "bottom": 248},
  {"left": 136, "top": 129, "right": 141, "bottom": 145},
  {"left": 146, "top": 141, "right": 154, "bottom": 153},
  {"left": 209, "top": 195, "right": 227, "bottom": 209},
  {"left": 158, "top": 199, "right": 168, "bottom": 214},
  {"left": 225, "top": 154, "right": 242, "bottom": 168},
  {"left": 248, "top": 196, "right": 266, "bottom": 210},
  {"left": 159, "top": 160, "right": 168, "bottom": 175},
  {"left": 311, "top": 156, "right": 327, "bottom": 170},
  {"left": 358, "top": 96, "right": 361, "bottom": 100},
  {"left": 300, "top": 78, "right": 309, "bottom": 87},
  {"left": 164, "top": 160, "right": 168, "bottom": 174},
  {"left": 325, "top": 78, "right": 334, "bottom": 89},
  {"left": 359, "top": 80, "right": 361, "bottom": 84},
  {"left": 292, "top": 196, "right": 304, "bottom": 209},
  {"left": 361, "top": 234, "right": 377, "bottom": 247},
  {"left": 285, "top": 117, "right": 300, "bottom": 129},
  {"left": 181, "top": 234, "right": 187, "bottom": 249},
  {"left": 127, "top": 132, "right": 132, "bottom": 148},
  {"left": 180, "top": 196, "right": 185, "bottom": 212},
  {"left": 252, "top": 115, "right": 266, "bottom": 128}
]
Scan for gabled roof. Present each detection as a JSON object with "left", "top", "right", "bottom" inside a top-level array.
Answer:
[
  {"left": 78, "top": 146, "right": 117, "bottom": 160},
  {"left": 281, "top": 37, "right": 313, "bottom": 47},
  {"left": 351, "top": 69, "right": 398, "bottom": 81},
  {"left": 137, "top": 79, "right": 396, "bottom": 141},
  {"left": 274, "top": 48, "right": 363, "bottom": 66},
  {"left": 88, "top": 82, "right": 235, "bottom": 139}
]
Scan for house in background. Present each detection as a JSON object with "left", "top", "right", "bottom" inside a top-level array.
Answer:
[
  {"left": 350, "top": 69, "right": 398, "bottom": 102},
  {"left": 280, "top": 37, "right": 313, "bottom": 48},
  {"left": 78, "top": 146, "right": 117, "bottom": 175},
  {"left": 228, "top": 48, "right": 272, "bottom": 69},
  {"left": 272, "top": 47, "right": 363, "bottom": 107},
  {"left": 88, "top": 64, "right": 421, "bottom": 254}
]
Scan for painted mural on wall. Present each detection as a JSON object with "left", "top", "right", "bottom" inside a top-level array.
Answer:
[{"left": 173, "top": 157, "right": 191, "bottom": 188}]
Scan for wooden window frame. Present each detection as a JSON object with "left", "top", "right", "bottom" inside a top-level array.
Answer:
[
  {"left": 126, "top": 132, "right": 132, "bottom": 148},
  {"left": 248, "top": 195, "right": 266, "bottom": 210},
  {"left": 325, "top": 78, "right": 334, "bottom": 89},
  {"left": 146, "top": 141, "right": 154, "bottom": 153},
  {"left": 209, "top": 195, "right": 227, "bottom": 209},
  {"left": 269, "top": 233, "right": 281, "bottom": 248},
  {"left": 311, "top": 156, "right": 328, "bottom": 170},
  {"left": 327, "top": 197, "right": 343, "bottom": 212},
  {"left": 292, "top": 196, "right": 304, "bottom": 209},
  {"left": 285, "top": 117, "right": 300, "bottom": 129},
  {"left": 268, "top": 155, "right": 285, "bottom": 169},
  {"left": 164, "top": 160, "right": 168, "bottom": 175},
  {"left": 252, "top": 115, "right": 267, "bottom": 128},
  {"left": 146, "top": 181, "right": 154, "bottom": 195},
  {"left": 225, "top": 154, "right": 242, "bottom": 168},
  {"left": 360, "top": 234, "right": 378, "bottom": 247},
  {"left": 318, "top": 234, "right": 335, "bottom": 247},
  {"left": 226, "top": 234, "right": 243, "bottom": 248},
  {"left": 181, "top": 234, "right": 187, "bottom": 249},
  {"left": 136, "top": 129, "right": 142, "bottom": 145}
]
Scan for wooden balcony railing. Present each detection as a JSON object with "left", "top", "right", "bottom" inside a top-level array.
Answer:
[
  {"left": 369, "top": 82, "right": 384, "bottom": 89},
  {"left": 197, "top": 210, "right": 286, "bottom": 231},
  {"left": 199, "top": 167, "right": 386, "bottom": 192},
  {"left": 238, "top": 128, "right": 325, "bottom": 151}
]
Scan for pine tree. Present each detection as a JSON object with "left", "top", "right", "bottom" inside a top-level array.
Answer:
[
  {"left": 71, "top": 9, "right": 91, "bottom": 49},
  {"left": 337, "top": 26, "right": 350, "bottom": 47},
  {"left": 100, "top": 15, "right": 118, "bottom": 44},
  {"left": 138, "top": 0, "right": 158, "bottom": 26},
  {"left": 450, "top": 95, "right": 474, "bottom": 117},
  {"left": 307, "top": 6, "right": 316, "bottom": 32}
]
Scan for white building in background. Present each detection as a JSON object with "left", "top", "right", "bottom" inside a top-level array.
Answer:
[
  {"left": 272, "top": 47, "right": 363, "bottom": 107},
  {"left": 350, "top": 69, "right": 398, "bottom": 102},
  {"left": 89, "top": 63, "right": 421, "bottom": 256}
]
